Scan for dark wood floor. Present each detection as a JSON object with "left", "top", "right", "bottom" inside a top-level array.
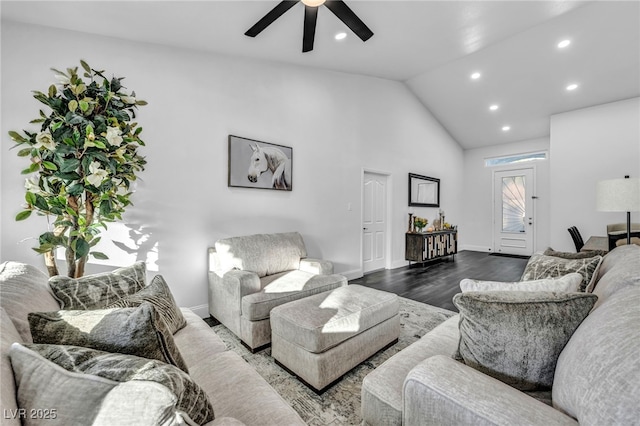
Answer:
[{"left": 349, "top": 250, "right": 529, "bottom": 312}]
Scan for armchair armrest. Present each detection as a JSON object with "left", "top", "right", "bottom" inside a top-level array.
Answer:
[
  {"left": 403, "top": 355, "right": 577, "bottom": 426},
  {"left": 222, "top": 270, "right": 262, "bottom": 299},
  {"left": 299, "top": 258, "right": 333, "bottom": 275}
]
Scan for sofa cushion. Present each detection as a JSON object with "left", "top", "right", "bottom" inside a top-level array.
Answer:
[
  {"left": 0, "top": 261, "right": 60, "bottom": 342},
  {"left": 29, "top": 302, "right": 188, "bottom": 372},
  {"left": 460, "top": 273, "right": 582, "bottom": 293},
  {"left": 107, "top": 275, "right": 187, "bottom": 334},
  {"left": 588, "top": 244, "right": 640, "bottom": 301},
  {"left": 215, "top": 232, "right": 307, "bottom": 277},
  {"left": 189, "top": 351, "right": 305, "bottom": 425},
  {"left": 453, "top": 291, "right": 597, "bottom": 391},
  {"left": 10, "top": 342, "right": 212, "bottom": 425},
  {"left": 553, "top": 286, "right": 640, "bottom": 424},
  {"left": 543, "top": 247, "right": 607, "bottom": 259},
  {"left": 270, "top": 284, "right": 398, "bottom": 353},
  {"left": 1, "top": 308, "right": 22, "bottom": 426},
  {"left": 48, "top": 261, "right": 146, "bottom": 309},
  {"left": 521, "top": 252, "right": 602, "bottom": 292},
  {"left": 241, "top": 271, "right": 347, "bottom": 321}
]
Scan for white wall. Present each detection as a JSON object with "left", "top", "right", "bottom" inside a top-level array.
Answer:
[
  {"left": 549, "top": 97, "right": 640, "bottom": 252},
  {"left": 461, "top": 137, "right": 551, "bottom": 252},
  {"left": 1, "top": 21, "right": 464, "bottom": 315}
]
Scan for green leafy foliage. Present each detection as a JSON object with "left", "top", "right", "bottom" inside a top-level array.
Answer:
[{"left": 9, "top": 60, "right": 147, "bottom": 276}]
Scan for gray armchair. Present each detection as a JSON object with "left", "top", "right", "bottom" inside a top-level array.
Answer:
[{"left": 208, "top": 232, "right": 347, "bottom": 351}]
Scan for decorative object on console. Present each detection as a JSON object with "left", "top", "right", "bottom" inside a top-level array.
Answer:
[
  {"left": 597, "top": 175, "right": 640, "bottom": 246},
  {"left": 9, "top": 60, "right": 147, "bottom": 278},
  {"left": 409, "top": 173, "right": 440, "bottom": 207},
  {"left": 408, "top": 213, "right": 414, "bottom": 233},
  {"left": 245, "top": 0, "right": 374, "bottom": 52},
  {"left": 413, "top": 217, "right": 428, "bottom": 233},
  {"left": 228, "top": 135, "right": 292, "bottom": 191}
]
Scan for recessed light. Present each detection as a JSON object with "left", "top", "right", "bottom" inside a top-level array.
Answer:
[
  {"left": 489, "top": 104, "right": 499, "bottom": 111},
  {"left": 471, "top": 72, "right": 481, "bottom": 80},
  {"left": 566, "top": 83, "right": 579, "bottom": 91},
  {"left": 335, "top": 32, "right": 347, "bottom": 41},
  {"left": 502, "top": 126, "right": 511, "bottom": 132},
  {"left": 557, "top": 39, "right": 571, "bottom": 49}
]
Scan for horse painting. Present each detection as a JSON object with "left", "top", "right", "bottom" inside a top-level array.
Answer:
[{"left": 247, "top": 143, "right": 292, "bottom": 190}]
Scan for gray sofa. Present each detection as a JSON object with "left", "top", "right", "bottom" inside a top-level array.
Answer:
[
  {"left": 0, "top": 261, "right": 305, "bottom": 426},
  {"left": 362, "top": 244, "right": 640, "bottom": 425},
  {"left": 208, "top": 232, "right": 347, "bottom": 351}
]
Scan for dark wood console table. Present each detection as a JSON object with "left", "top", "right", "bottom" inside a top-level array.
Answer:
[{"left": 406, "top": 230, "right": 458, "bottom": 265}]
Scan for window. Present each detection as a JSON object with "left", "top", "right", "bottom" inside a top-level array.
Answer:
[{"left": 485, "top": 151, "right": 547, "bottom": 167}]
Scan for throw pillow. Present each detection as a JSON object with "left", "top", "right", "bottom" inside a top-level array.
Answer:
[
  {"left": 9, "top": 342, "right": 214, "bottom": 425},
  {"left": 460, "top": 273, "right": 583, "bottom": 293},
  {"left": 521, "top": 253, "right": 602, "bottom": 292},
  {"left": 453, "top": 291, "right": 597, "bottom": 391},
  {"left": 24, "top": 343, "right": 214, "bottom": 425},
  {"left": 107, "top": 275, "right": 186, "bottom": 334},
  {"left": 48, "top": 261, "right": 146, "bottom": 310},
  {"left": 28, "top": 302, "right": 188, "bottom": 373},
  {"left": 543, "top": 247, "right": 607, "bottom": 259}
]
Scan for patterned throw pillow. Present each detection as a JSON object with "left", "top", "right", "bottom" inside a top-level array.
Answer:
[
  {"left": 48, "top": 262, "right": 147, "bottom": 310},
  {"left": 28, "top": 302, "right": 188, "bottom": 373},
  {"left": 460, "top": 273, "right": 583, "bottom": 293},
  {"left": 521, "top": 253, "right": 603, "bottom": 292},
  {"left": 10, "top": 342, "right": 214, "bottom": 425},
  {"left": 453, "top": 291, "right": 597, "bottom": 391},
  {"left": 107, "top": 275, "right": 186, "bottom": 334}
]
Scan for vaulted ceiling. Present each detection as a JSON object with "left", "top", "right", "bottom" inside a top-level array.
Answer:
[{"left": 2, "top": 1, "right": 639, "bottom": 149}]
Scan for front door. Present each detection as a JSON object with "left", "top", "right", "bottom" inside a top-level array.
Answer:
[
  {"left": 363, "top": 172, "right": 388, "bottom": 273},
  {"left": 493, "top": 168, "right": 535, "bottom": 256}
]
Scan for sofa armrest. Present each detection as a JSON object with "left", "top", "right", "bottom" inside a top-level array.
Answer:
[
  {"left": 299, "top": 258, "right": 333, "bottom": 275},
  {"left": 222, "top": 270, "right": 262, "bottom": 299},
  {"left": 403, "top": 355, "right": 577, "bottom": 426}
]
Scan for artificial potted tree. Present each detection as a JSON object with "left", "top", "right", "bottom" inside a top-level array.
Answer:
[{"left": 9, "top": 60, "right": 147, "bottom": 278}]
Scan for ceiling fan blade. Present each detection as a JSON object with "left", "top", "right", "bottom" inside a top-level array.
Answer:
[
  {"left": 302, "top": 5, "right": 319, "bottom": 52},
  {"left": 324, "top": 0, "right": 373, "bottom": 42},
  {"left": 245, "top": 0, "right": 299, "bottom": 37}
]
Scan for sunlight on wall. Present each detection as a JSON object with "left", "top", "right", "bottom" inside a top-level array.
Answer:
[{"left": 56, "top": 222, "right": 158, "bottom": 271}]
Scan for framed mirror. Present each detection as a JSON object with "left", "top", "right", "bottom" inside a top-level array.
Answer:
[{"left": 408, "top": 173, "right": 440, "bottom": 207}]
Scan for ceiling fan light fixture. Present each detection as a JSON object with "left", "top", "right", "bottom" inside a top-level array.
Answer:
[{"left": 301, "top": 0, "right": 325, "bottom": 7}]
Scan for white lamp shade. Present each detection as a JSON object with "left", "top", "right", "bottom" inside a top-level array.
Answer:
[
  {"left": 301, "top": 0, "right": 325, "bottom": 6},
  {"left": 596, "top": 178, "right": 640, "bottom": 212}
]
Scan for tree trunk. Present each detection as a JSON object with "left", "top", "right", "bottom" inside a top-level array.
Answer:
[
  {"left": 75, "top": 256, "right": 87, "bottom": 278},
  {"left": 66, "top": 195, "right": 80, "bottom": 278},
  {"left": 43, "top": 251, "right": 59, "bottom": 277}
]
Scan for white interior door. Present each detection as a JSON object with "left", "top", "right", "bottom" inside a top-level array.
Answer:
[
  {"left": 363, "top": 172, "right": 388, "bottom": 273},
  {"left": 493, "top": 168, "right": 535, "bottom": 256}
]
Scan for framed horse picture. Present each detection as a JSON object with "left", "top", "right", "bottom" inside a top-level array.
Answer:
[{"left": 228, "top": 135, "right": 293, "bottom": 191}]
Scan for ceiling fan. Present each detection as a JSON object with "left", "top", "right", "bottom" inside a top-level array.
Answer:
[{"left": 245, "top": 0, "right": 374, "bottom": 53}]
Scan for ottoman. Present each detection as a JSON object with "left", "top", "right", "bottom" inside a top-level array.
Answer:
[{"left": 270, "top": 284, "right": 400, "bottom": 392}]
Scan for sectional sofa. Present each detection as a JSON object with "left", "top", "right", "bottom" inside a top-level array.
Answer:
[
  {"left": 361, "top": 244, "right": 640, "bottom": 425},
  {"left": 0, "top": 261, "right": 305, "bottom": 426}
]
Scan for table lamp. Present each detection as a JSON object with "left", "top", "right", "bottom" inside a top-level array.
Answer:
[{"left": 596, "top": 175, "right": 640, "bottom": 245}]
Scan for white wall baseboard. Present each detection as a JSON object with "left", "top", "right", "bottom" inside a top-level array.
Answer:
[{"left": 459, "top": 245, "right": 492, "bottom": 253}]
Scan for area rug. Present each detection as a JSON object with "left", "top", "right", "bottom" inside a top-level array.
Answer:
[{"left": 210, "top": 297, "right": 455, "bottom": 425}]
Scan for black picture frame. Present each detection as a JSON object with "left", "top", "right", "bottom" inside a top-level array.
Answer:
[
  {"left": 228, "top": 135, "right": 293, "bottom": 191},
  {"left": 408, "top": 173, "right": 440, "bottom": 207}
]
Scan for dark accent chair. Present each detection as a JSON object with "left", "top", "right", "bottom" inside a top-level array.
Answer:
[{"left": 568, "top": 226, "right": 584, "bottom": 252}]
